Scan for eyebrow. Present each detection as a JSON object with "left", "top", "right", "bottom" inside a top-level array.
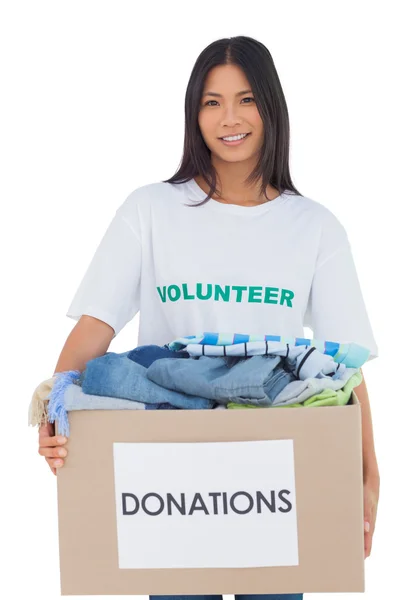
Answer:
[{"left": 202, "top": 89, "right": 253, "bottom": 98}]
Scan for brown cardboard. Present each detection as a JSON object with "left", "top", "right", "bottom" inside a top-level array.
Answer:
[{"left": 56, "top": 391, "right": 365, "bottom": 595}]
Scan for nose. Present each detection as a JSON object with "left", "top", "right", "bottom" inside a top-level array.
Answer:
[{"left": 220, "top": 104, "right": 243, "bottom": 127}]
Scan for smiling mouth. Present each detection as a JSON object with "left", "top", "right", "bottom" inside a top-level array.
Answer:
[{"left": 218, "top": 133, "right": 251, "bottom": 140}]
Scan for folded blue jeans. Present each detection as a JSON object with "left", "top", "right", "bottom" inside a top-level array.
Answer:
[
  {"left": 150, "top": 594, "right": 303, "bottom": 600},
  {"left": 80, "top": 353, "right": 215, "bottom": 409},
  {"left": 132, "top": 342, "right": 346, "bottom": 381},
  {"left": 146, "top": 402, "right": 179, "bottom": 410},
  {"left": 128, "top": 344, "right": 190, "bottom": 367},
  {"left": 64, "top": 383, "right": 145, "bottom": 410},
  {"left": 146, "top": 355, "right": 296, "bottom": 406}
]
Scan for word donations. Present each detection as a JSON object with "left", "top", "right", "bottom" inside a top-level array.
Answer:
[{"left": 121, "top": 489, "right": 293, "bottom": 516}]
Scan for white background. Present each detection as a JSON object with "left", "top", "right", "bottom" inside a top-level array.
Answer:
[{"left": 2, "top": 0, "right": 398, "bottom": 598}]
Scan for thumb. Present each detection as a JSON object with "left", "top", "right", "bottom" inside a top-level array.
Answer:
[{"left": 39, "top": 420, "right": 54, "bottom": 438}]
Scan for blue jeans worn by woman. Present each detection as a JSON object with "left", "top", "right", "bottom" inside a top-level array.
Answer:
[{"left": 150, "top": 594, "right": 303, "bottom": 600}]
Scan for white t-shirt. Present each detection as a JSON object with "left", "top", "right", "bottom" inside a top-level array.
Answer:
[{"left": 66, "top": 178, "right": 379, "bottom": 360}]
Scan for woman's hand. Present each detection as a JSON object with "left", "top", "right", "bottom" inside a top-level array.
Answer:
[
  {"left": 364, "top": 474, "right": 380, "bottom": 558},
  {"left": 38, "top": 420, "right": 68, "bottom": 475}
]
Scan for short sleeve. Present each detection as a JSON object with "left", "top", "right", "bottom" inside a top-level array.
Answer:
[
  {"left": 304, "top": 210, "right": 379, "bottom": 361},
  {"left": 66, "top": 207, "right": 141, "bottom": 338}
]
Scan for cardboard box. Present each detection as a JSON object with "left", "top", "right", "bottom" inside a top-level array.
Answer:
[{"left": 56, "top": 390, "right": 365, "bottom": 595}]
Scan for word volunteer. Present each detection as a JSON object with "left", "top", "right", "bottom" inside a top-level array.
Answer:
[
  {"left": 156, "top": 283, "right": 295, "bottom": 306},
  {"left": 121, "top": 489, "right": 293, "bottom": 517}
]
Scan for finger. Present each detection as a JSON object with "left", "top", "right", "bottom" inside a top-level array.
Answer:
[
  {"left": 39, "top": 446, "right": 67, "bottom": 458},
  {"left": 39, "top": 435, "right": 68, "bottom": 447},
  {"left": 48, "top": 462, "right": 57, "bottom": 475},
  {"left": 46, "top": 456, "right": 65, "bottom": 469},
  {"left": 368, "top": 518, "right": 376, "bottom": 557},
  {"left": 39, "top": 422, "right": 54, "bottom": 437},
  {"left": 364, "top": 520, "right": 370, "bottom": 558},
  {"left": 365, "top": 535, "right": 372, "bottom": 558},
  {"left": 364, "top": 530, "right": 372, "bottom": 558}
]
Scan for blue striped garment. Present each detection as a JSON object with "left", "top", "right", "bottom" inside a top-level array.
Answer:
[{"left": 167, "top": 332, "right": 370, "bottom": 368}]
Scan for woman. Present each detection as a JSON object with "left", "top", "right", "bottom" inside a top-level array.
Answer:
[{"left": 38, "top": 36, "right": 380, "bottom": 600}]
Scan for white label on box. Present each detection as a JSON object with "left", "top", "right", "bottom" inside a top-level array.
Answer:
[{"left": 113, "top": 439, "right": 299, "bottom": 569}]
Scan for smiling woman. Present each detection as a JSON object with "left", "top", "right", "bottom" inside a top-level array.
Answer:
[
  {"left": 163, "top": 36, "right": 300, "bottom": 206},
  {"left": 48, "top": 35, "right": 379, "bottom": 600}
]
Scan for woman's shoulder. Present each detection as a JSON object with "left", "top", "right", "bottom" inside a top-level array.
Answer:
[
  {"left": 122, "top": 180, "right": 174, "bottom": 204},
  {"left": 116, "top": 180, "right": 180, "bottom": 218},
  {"left": 285, "top": 190, "right": 346, "bottom": 229}
]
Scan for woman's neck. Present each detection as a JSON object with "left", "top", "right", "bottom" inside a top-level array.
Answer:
[{"left": 194, "top": 174, "right": 280, "bottom": 207}]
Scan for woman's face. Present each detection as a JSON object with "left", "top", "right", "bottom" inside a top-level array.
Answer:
[{"left": 198, "top": 64, "right": 264, "bottom": 163}]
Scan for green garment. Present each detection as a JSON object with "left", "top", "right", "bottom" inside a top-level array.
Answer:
[
  {"left": 303, "top": 371, "right": 362, "bottom": 406},
  {"left": 226, "top": 403, "right": 263, "bottom": 409},
  {"left": 226, "top": 371, "right": 363, "bottom": 409},
  {"left": 226, "top": 402, "right": 304, "bottom": 409}
]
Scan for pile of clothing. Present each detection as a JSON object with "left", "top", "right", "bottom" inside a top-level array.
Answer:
[{"left": 28, "top": 332, "right": 368, "bottom": 438}]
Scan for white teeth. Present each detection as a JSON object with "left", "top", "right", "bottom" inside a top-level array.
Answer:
[{"left": 222, "top": 133, "right": 248, "bottom": 141}]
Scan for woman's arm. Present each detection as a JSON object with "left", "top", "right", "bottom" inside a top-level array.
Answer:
[
  {"left": 354, "top": 369, "right": 380, "bottom": 482},
  {"left": 354, "top": 369, "right": 380, "bottom": 558},
  {"left": 53, "top": 315, "right": 115, "bottom": 374}
]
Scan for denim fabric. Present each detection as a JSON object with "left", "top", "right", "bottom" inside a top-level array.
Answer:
[
  {"left": 145, "top": 402, "right": 179, "bottom": 410},
  {"left": 64, "top": 383, "right": 145, "bottom": 410},
  {"left": 128, "top": 344, "right": 190, "bottom": 368},
  {"left": 146, "top": 355, "right": 296, "bottom": 406},
  {"left": 129, "top": 342, "right": 348, "bottom": 381},
  {"left": 80, "top": 353, "right": 215, "bottom": 409},
  {"left": 150, "top": 594, "right": 303, "bottom": 600},
  {"left": 167, "top": 337, "right": 349, "bottom": 380},
  {"left": 235, "top": 596, "right": 303, "bottom": 600}
]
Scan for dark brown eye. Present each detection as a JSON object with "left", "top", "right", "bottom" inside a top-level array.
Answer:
[{"left": 204, "top": 97, "right": 255, "bottom": 106}]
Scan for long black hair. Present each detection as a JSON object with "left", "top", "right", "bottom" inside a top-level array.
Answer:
[{"left": 162, "top": 35, "right": 302, "bottom": 206}]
